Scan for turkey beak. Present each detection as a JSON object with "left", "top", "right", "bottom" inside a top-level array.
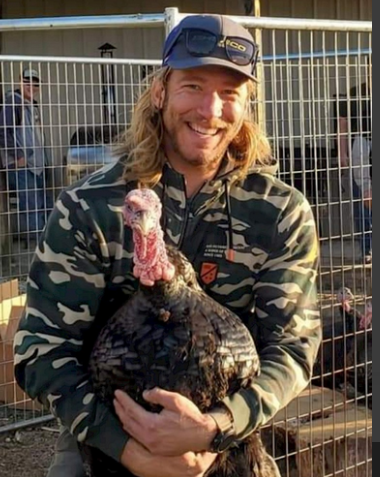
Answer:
[{"left": 136, "top": 210, "right": 152, "bottom": 236}]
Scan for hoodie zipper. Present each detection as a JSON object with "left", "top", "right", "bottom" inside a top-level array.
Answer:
[
  {"left": 178, "top": 183, "right": 198, "bottom": 252},
  {"left": 178, "top": 179, "right": 235, "bottom": 263}
]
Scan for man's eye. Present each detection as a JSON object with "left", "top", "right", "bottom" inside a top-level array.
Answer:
[
  {"left": 185, "top": 84, "right": 202, "bottom": 91},
  {"left": 223, "top": 89, "right": 239, "bottom": 96}
]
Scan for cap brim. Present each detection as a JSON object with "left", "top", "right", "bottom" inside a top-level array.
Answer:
[{"left": 166, "top": 57, "right": 258, "bottom": 82}]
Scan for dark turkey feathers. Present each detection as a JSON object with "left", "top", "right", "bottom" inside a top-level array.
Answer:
[
  {"left": 313, "top": 287, "right": 372, "bottom": 407},
  {"left": 82, "top": 189, "right": 275, "bottom": 477},
  {"left": 90, "top": 279, "right": 259, "bottom": 411}
]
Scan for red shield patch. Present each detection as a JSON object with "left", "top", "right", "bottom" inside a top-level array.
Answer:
[{"left": 200, "top": 262, "right": 218, "bottom": 285}]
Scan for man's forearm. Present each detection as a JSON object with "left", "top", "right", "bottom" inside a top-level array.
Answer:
[{"left": 221, "top": 332, "right": 321, "bottom": 441}]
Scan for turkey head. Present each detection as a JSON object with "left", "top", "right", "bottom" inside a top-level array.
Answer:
[{"left": 123, "top": 188, "right": 175, "bottom": 286}]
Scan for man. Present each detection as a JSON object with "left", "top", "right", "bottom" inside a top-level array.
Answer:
[
  {"left": 14, "top": 15, "right": 321, "bottom": 477},
  {"left": 337, "top": 80, "right": 372, "bottom": 263},
  {"left": 0, "top": 68, "right": 52, "bottom": 244}
]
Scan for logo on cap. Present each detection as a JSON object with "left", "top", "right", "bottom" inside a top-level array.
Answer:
[{"left": 218, "top": 38, "right": 247, "bottom": 53}]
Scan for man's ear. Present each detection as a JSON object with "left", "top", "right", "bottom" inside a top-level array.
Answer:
[{"left": 151, "top": 78, "right": 166, "bottom": 110}]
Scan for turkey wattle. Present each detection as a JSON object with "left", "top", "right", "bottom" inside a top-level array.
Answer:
[{"left": 84, "top": 189, "right": 274, "bottom": 477}]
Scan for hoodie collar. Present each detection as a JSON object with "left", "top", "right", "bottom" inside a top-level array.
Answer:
[
  {"left": 159, "top": 155, "right": 278, "bottom": 262},
  {"left": 162, "top": 154, "right": 278, "bottom": 187}
]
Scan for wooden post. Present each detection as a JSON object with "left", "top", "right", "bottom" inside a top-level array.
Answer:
[{"left": 262, "top": 387, "right": 372, "bottom": 477}]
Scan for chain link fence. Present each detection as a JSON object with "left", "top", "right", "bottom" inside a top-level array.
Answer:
[{"left": 0, "top": 11, "right": 372, "bottom": 477}]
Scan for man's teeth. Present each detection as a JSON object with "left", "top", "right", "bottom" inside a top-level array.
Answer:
[{"left": 189, "top": 124, "right": 219, "bottom": 135}]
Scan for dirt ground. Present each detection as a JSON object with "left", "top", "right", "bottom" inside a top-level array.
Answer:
[{"left": 0, "top": 422, "right": 56, "bottom": 477}]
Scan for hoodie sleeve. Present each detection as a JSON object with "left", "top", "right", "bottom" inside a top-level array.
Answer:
[
  {"left": 0, "top": 93, "right": 25, "bottom": 163},
  {"left": 222, "top": 190, "right": 321, "bottom": 439},
  {"left": 13, "top": 189, "right": 129, "bottom": 462}
]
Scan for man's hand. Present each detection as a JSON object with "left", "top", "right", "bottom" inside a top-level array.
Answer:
[
  {"left": 17, "top": 157, "right": 26, "bottom": 167},
  {"left": 121, "top": 439, "right": 217, "bottom": 477},
  {"left": 114, "top": 388, "right": 218, "bottom": 456}
]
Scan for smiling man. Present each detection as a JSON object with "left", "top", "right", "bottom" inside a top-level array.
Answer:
[{"left": 14, "top": 14, "right": 321, "bottom": 477}]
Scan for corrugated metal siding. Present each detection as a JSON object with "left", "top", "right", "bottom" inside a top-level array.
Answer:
[
  {"left": 3, "top": 0, "right": 247, "bottom": 18},
  {"left": 2, "top": 0, "right": 373, "bottom": 20},
  {"left": 2, "top": 0, "right": 241, "bottom": 59},
  {"left": 1, "top": 0, "right": 372, "bottom": 58},
  {"left": 262, "top": 0, "right": 372, "bottom": 20}
]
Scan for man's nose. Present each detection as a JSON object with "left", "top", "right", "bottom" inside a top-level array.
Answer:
[{"left": 197, "top": 93, "right": 223, "bottom": 120}]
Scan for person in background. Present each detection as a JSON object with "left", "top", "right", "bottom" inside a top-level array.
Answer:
[
  {"left": 337, "top": 80, "right": 372, "bottom": 263},
  {"left": 0, "top": 68, "right": 52, "bottom": 245}
]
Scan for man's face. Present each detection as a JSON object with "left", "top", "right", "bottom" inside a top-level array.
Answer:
[
  {"left": 22, "top": 81, "right": 40, "bottom": 101},
  {"left": 161, "top": 66, "right": 250, "bottom": 172}
]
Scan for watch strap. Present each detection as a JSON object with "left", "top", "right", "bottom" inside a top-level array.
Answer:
[
  {"left": 208, "top": 405, "right": 236, "bottom": 453},
  {"left": 208, "top": 406, "right": 235, "bottom": 433}
]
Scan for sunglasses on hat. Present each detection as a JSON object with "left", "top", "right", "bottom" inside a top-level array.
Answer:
[{"left": 164, "top": 28, "right": 259, "bottom": 70}]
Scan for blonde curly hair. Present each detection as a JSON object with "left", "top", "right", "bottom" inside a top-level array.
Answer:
[{"left": 116, "top": 67, "right": 272, "bottom": 188}]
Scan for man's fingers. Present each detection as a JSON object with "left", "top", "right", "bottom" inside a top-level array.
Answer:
[
  {"left": 114, "top": 399, "right": 147, "bottom": 442},
  {"left": 199, "top": 451, "right": 218, "bottom": 470},
  {"left": 143, "top": 388, "right": 199, "bottom": 414},
  {"left": 191, "top": 451, "right": 217, "bottom": 476},
  {"left": 114, "top": 390, "right": 151, "bottom": 423},
  {"left": 143, "top": 388, "right": 182, "bottom": 411}
]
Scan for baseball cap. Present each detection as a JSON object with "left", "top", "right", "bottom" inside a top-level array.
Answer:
[
  {"left": 162, "top": 15, "right": 259, "bottom": 81},
  {"left": 22, "top": 68, "right": 41, "bottom": 84}
]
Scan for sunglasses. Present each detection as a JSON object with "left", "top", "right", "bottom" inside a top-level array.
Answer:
[{"left": 164, "top": 28, "right": 259, "bottom": 70}]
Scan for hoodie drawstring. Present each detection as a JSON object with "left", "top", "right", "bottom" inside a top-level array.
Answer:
[
  {"left": 160, "top": 177, "right": 235, "bottom": 262},
  {"left": 160, "top": 181, "right": 168, "bottom": 236},
  {"left": 224, "top": 181, "right": 235, "bottom": 262}
]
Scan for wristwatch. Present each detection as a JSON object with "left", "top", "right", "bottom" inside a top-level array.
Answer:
[{"left": 208, "top": 405, "right": 236, "bottom": 453}]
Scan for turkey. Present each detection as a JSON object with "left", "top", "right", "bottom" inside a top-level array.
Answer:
[
  {"left": 337, "top": 288, "right": 372, "bottom": 407},
  {"left": 336, "top": 287, "right": 372, "bottom": 333},
  {"left": 313, "top": 287, "right": 372, "bottom": 407},
  {"left": 83, "top": 188, "right": 276, "bottom": 477}
]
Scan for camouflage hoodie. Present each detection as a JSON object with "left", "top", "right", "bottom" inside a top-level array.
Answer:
[{"left": 14, "top": 157, "right": 321, "bottom": 463}]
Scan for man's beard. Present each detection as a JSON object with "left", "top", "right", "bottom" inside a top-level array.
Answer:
[{"left": 164, "top": 119, "right": 243, "bottom": 171}]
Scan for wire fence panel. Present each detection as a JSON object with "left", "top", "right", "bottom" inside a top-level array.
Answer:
[
  {"left": 259, "top": 27, "right": 372, "bottom": 477},
  {"left": 0, "top": 16, "right": 372, "bottom": 477},
  {"left": 0, "top": 59, "right": 160, "bottom": 274}
]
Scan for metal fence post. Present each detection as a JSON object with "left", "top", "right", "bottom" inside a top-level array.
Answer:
[
  {"left": 253, "top": 0, "right": 266, "bottom": 132},
  {"left": 165, "top": 7, "right": 180, "bottom": 37}
]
